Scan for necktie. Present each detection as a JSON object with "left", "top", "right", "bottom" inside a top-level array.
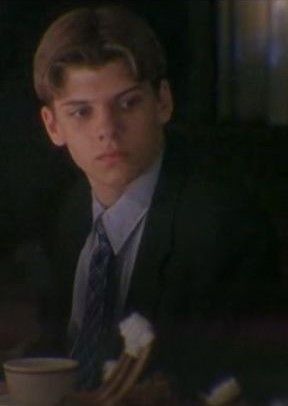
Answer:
[{"left": 72, "top": 218, "right": 116, "bottom": 389}]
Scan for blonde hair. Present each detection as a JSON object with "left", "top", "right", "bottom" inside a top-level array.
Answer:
[{"left": 33, "top": 6, "right": 167, "bottom": 104}]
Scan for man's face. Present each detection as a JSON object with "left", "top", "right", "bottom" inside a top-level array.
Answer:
[{"left": 41, "top": 60, "right": 173, "bottom": 200}]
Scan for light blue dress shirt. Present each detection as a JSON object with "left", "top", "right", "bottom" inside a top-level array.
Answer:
[{"left": 69, "top": 153, "right": 163, "bottom": 337}]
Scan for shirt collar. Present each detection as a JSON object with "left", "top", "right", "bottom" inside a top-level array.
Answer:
[{"left": 91, "top": 152, "right": 163, "bottom": 254}]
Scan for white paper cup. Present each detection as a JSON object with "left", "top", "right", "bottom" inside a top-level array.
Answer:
[{"left": 3, "top": 357, "right": 78, "bottom": 406}]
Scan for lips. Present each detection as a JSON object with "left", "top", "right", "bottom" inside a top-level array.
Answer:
[
  {"left": 98, "top": 150, "right": 123, "bottom": 159},
  {"left": 97, "top": 150, "right": 126, "bottom": 164}
]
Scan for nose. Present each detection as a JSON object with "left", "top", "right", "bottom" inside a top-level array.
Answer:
[{"left": 94, "top": 105, "right": 120, "bottom": 143}]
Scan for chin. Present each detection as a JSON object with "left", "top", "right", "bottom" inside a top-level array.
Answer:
[
  {"left": 105, "top": 176, "right": 134, "bottom": 190},
  {"left": 104, "top": 169, "right": 141, "bottom": 189},
  {"left": 89, "top": 162, "right": 146, "bottom": 191}
]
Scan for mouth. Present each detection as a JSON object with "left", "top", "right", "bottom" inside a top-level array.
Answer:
[{"left": 97, "top": 150, "right": 127, "bottom": 165}]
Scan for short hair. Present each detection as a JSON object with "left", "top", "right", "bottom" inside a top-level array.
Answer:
[{"left": 33, "top": 5, "right": 167, "bottom": 104}]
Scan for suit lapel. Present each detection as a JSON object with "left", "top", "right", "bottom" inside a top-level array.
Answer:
[{"left": 126, "top": 134, "right": 189, "bottom": 320}]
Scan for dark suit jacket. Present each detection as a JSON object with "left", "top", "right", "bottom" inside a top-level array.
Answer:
[{"left": 44, "top": 131, "right": 281, "bottom": 399}]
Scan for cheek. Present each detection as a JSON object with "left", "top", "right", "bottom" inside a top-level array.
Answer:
[
  {"left": 127, "top": 125, "right": 163, "bottom": 165},
  {"left": 58, "top": 122, "right": 88, "bottom": 149},
  {"left": 63, "top": 134, "right": 92, "bottom": 166},
  {"left": 68, "top": 141, "right": 91, "bottom": 161},
  {"left": 129, "top": 110, "right": 162, "bottom": 141}
]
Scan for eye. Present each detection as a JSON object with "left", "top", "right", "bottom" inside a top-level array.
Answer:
[
  {"left": 69, "top": 105, "right": 92, "bottom": 118},
  {"left": 118, "top": 94, "right": 142, "bottom": 111}
]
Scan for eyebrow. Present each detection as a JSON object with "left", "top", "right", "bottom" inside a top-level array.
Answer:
[{"left": 59, "top": 84, "right": 143, "bottom": 107}]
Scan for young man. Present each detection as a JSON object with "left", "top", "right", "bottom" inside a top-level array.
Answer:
[{"left": 33, "top": 5, "right": 280, "bottom": 400}]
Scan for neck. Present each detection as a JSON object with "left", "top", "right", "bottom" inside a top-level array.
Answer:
[{"left": 89, "top": 182, "right": 127, "bottom": 208}]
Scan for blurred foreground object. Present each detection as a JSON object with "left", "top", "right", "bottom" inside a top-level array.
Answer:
[
  {"left": 67, "top": 313, "right": 155, "bottom": 405},
  {"left": 201, "top": 377, "right": 243, "bottom": 405}
]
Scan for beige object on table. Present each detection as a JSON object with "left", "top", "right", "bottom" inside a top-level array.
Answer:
[{"left": 3, "top": 357, "right": 78, "bottom": 406}]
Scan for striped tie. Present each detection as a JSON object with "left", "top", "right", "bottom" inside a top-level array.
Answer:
[{"left": 72, "top": 218, "right": 116, "bottom": 389}]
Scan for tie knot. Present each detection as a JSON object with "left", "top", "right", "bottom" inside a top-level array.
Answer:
[{"left": 95, "top": 217, "right": 112, "bottom": 251}]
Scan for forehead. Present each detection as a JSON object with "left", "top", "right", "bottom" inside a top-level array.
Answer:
[{"left": 53, "top": 60, "right": 140, "bottom": 103}]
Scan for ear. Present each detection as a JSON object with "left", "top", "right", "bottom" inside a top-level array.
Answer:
[
  {"left": 40, "top": 106, "right": 66, "bottom": 147},
  {"left": 157, "top": 80, "right": 174, "bottom": 125}
]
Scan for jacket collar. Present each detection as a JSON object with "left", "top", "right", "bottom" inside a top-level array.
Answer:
[{"left": 125, "top": 133, "right": 190, "bottom": 319}]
